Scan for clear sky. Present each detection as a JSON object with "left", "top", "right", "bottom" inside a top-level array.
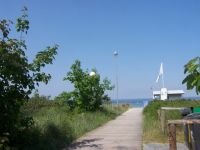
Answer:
[{"left": 1, "top": 0, "right": 200, "bottom": 99}]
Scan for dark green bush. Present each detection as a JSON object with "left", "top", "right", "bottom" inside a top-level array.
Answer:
[
  {"left": 0, "top": 8, "right": 58, "bottom": 149},
  {"left": 9, "top": 123, "right": 72, "bottom": 150}
]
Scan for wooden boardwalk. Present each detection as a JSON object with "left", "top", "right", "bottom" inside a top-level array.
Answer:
[{"left": 65, "top": 108, "right": 143, "bottom": 150}]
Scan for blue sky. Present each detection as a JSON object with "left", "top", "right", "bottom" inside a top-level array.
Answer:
[{"left": 1, "top": 0, "right": 200, "bottom": 98}]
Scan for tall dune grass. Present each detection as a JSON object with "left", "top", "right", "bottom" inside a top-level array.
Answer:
[{"left": 20, "top": 104, "right": 129, "bottom": 149}]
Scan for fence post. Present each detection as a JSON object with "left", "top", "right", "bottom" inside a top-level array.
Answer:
[
  {"left": 168, "top": 123, "right": 177, "bottom": 150},
  {"left": 161, "top": 109, "right": 166, "bottom": 133}
]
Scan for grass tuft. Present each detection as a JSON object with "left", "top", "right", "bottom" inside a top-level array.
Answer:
[
  {"left": 19, "top": 104, "right": 129, "bottom": 149},
  {"left": 143, "top": 99, "right": 200, "bottom": 143}
]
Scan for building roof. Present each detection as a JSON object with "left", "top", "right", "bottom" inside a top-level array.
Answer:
[
  {"left": 153, "top": 91, "right": 160, "bottom": 95},
  {"left": 168, "top": 90, "right": 184, "bottom": 94},
  {"left": 153, "top": 90, "right": 184, "bottom": 95}
]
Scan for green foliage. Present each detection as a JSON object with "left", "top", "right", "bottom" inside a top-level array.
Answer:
[
  {"left": 22, "top": 91, "right": 55, "bottom": 113},
  {"left": 16, "top": 7, "right": 29, "bottom": 33},
  {"left": 143, "top": 99, "right": 200, "bottom": 118},
  {"left": 182, "top": 56, "right": 200, "bottom": 94},
  {"left": 63, "top": 60, "right": 114, "bottom": 111},
  {"left": 143, "top": 99, "right": 200, "bottom": 143},
  {"left": 18, "top": 104, "right": 128, "bottom": 149},
  {"left": 54, "top": 91, "right": 75, "bottom": 109},
  {"left": 0, "top": 7, "right": 58, "bottom": 149}
]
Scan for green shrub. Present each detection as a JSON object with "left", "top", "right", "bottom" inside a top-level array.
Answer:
[
  {"left": 143, "top": 99, "right": 200, "bottom": 143},
  {"left": 63, "top": 60, "right": 114, "bottom": 111},
  {"left": 0, "top": 7, "right": 58, "bottom": 149}
]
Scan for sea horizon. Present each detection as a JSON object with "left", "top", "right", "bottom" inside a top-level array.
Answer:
[{"left": 111, "top": 96, "right": 200, "bottom": 107}]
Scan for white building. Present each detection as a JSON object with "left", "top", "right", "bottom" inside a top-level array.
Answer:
[
  {"left": 153, "top": 88, "right": 184, "bottom": 100},
  {"left": 153, "top": 63, "right": 184, "bottom": 100}
]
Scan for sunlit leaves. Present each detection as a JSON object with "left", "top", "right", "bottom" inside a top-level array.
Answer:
[
  {"left": 16, "top": 7, "right": 29, "bottom": 34},
  {"left": 182, "top": 57, "right": 200, "bottom": 94},
  {"left": 64, "top": 60, "right": 113, "bottom": 111},
  {"left": 30, "top": 45, "right": 58, "bottom": 83},
  {"left": 0, "top": 7, "right": 57, "bottom": 148}
]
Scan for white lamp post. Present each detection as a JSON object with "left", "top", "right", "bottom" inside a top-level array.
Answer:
[{"left": 113, "top": 51, "right": 119, "bottom": 106}]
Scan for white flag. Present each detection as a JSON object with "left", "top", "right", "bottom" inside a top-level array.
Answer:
[{"left": 156, "top": 63, "right": 163, "bottom": 83}]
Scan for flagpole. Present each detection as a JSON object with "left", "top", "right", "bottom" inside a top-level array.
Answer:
[
  {"left": 162, "top": 72, "right": 164, "bottom": 88},
  {"left": 161, "top": 62, "right": 164, "bottom": 88}
]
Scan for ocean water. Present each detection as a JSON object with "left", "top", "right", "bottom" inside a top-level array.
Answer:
[
  {"left": 112, "top": 97, "right": 200, "bottom": 108},
  {"left": 112, "top": 99, "right": 152, "bottom": 108}
]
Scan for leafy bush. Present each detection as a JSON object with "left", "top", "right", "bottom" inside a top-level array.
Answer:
[
  {"left": 0, "top": 7, "right": 58, "bottom": 149},
  {"left": 63, "top": 60, "right": 114, "bottom": 111}
]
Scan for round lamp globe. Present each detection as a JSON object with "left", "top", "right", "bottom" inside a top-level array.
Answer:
[
  {"left": 113, "top": 51, "right": 118, "bottom": 56},
  {"left": 89, "top": 71, "right": 96, "bottom": 76}
]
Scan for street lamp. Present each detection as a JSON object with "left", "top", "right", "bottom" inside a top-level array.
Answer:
[
  {"left": 113, "top": 51, "right": 119, "bottom": 106},
  {"left": 89, "top": 71, "right": 96, "bottom": 77}
]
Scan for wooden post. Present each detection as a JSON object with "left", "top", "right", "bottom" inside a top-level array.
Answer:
[
  {"left": 157, "top": 109, "right": 161, "bottom": 119},
  {"left": 168, "top": 119, "right": 200, "bottom": 150},
  {"left": 160, "top": 107, "right": 185, "bottom": 134},
  {"left": 168, "top": 123, "right": 177, "bottom": 150},
  {"left": 161, "top": 109, "right": 166, "bottom": 133}
]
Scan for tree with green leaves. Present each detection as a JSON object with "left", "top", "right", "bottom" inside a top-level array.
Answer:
[
  {"left": 64, "top": 60, "right": 113, "bottom": 111},
  {"left": 0, "top": 7, "right": 58, "bottom": 148},
  {"left": 182, "top": 56, "right": 200, "bottom": 94}
]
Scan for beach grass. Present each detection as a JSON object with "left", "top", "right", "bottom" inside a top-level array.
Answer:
[
  {"left": 20, "top": 103, "right": 129, "bottom": 150},
  {"left": 143, "top": 99, "right": 200, "bottom": 143}
]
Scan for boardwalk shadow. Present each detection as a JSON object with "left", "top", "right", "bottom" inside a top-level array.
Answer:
[{"left": 65, "top": 138, "right": 103, "bottom": 150}]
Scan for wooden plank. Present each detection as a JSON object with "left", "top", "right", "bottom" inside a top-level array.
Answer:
[
  {"left": 168, "top": 119, "right": 200, "bottom": 125},
  {"left": 168, "top": 123, "right": 177, "bottom": 150},
  {"left": 161, "top": 107, "right": 185, "bottom": 110}
]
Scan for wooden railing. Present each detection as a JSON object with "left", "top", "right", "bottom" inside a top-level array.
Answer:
[
  {"left": 158, "top": 107, "right": 185, "bottom": 133},
  {"left": 168, "top": 119, "right": 200, "bottom": 150}
]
